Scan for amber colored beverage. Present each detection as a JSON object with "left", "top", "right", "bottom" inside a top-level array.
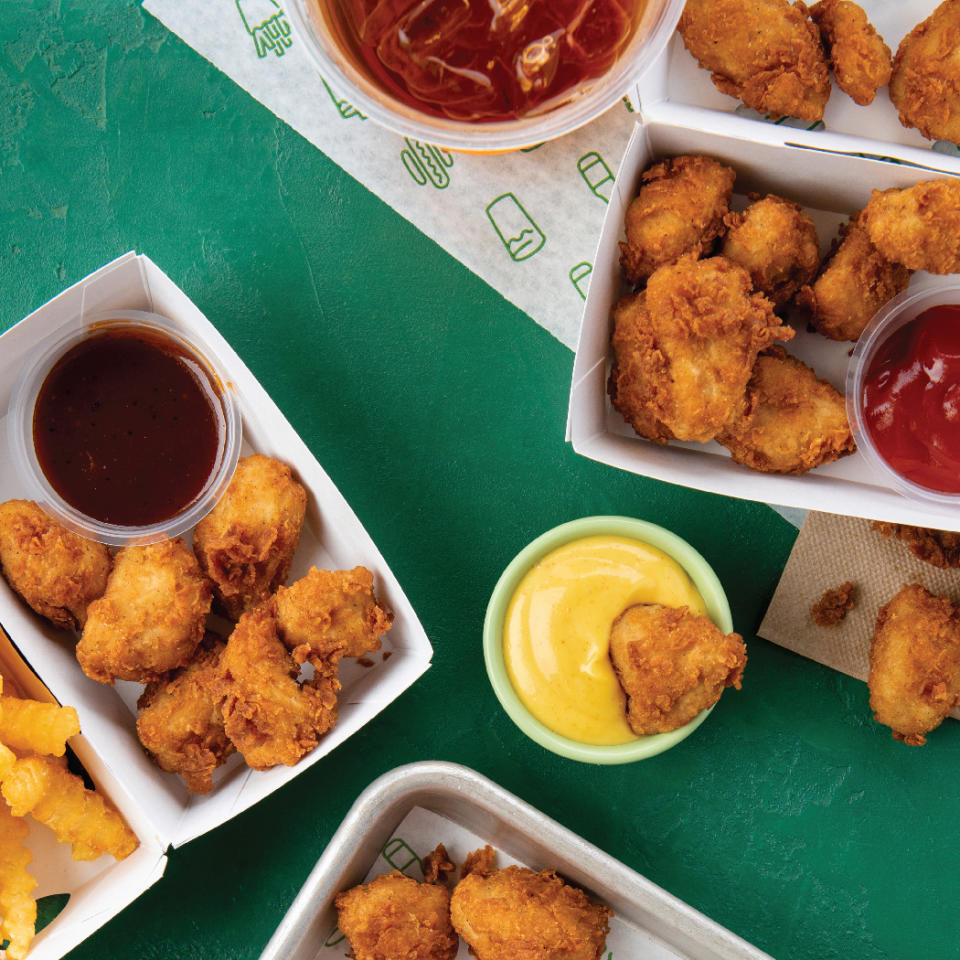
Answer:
[{"left": 325, "top": 0, "right": 644, "bottom": 122}]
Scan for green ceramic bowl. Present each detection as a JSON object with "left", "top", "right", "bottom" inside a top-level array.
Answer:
[{"left": 483, "top": 516, "right": 734, "bottom": 764}]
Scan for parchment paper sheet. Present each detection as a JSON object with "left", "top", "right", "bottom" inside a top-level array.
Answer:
[
  {"left": 316, "top": 806, "right": 679, "bottom": 960},
  {"left": 758, "top": 511, "right": 960, "bottom": 721}
]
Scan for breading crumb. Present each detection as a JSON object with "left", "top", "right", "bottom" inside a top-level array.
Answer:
[{"left": 811, "top": 581, "right": 855, "bottom": 626}]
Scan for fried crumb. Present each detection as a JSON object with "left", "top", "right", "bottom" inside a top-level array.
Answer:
[
  {"left": 461, "top": 845, "right": 496, "bottom": 878},
  {"left": 871, "top": 521, "right": 960, "bottom": 569},
  {"left": 422, "top": 844, "right": 455, "bottom": 884},
  {"left": 357, "top": 657, "right": 375, "bottom": 668},
  {"left": 812, "top": 581, "right": 855, "bottom": 626},
  {"left": 382, "top": 650, "right": 392, "bottom": 661}
]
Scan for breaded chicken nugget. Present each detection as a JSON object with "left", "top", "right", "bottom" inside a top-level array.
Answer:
[
  {"left": 0, "top": 500, "right": 111, "bottom": 631},
  {"left": 678, "top": 0, "right": 831, "bottom": 122},
  {"left": 871, "top": 522, "right": 960, "bottom": 569},
  {"left": 810, "top": 0, "right": 892, "bottom": 106},
  {"left": 717, "top": 347, "right": 855, "bottom": 474},
  {"left": 868, "top": 583, "right": 960, "bottom": 746},
  {"left": 194, "top": 454, "right": 307, "bottom": 620},
  {"left": 619, "top": 156, "right": 736, "bottom": 285},
  {"left": 795, "top": 212, "right": 911, "bottom": 342},
  {"left": 76, "top": 539, "right": 211, "bottom": 684},
  {"left": 136, "top": 636, "right": 234, "bottom": 794},
  {"left": 608, "top": 603, "right": 746, "bottom": 735},
  {"left": 609, "top": 255, "right": 793, "bottom": 444},
  {"left": 721, "top": 195, "right": 820, "bottom": 308},
  {"left": 335, "top": 869, "right": 459, "bottom": 960},
  {"left": 890, "top": 0, "right": 960, "bottom": 146},
  {"left": 215, "top": 600, "right": 342, "bottom": 769},
  {"left": 450, "top": 857, "right": 611, "bottom": 960},
  {"left": 276, "top": 565, "right": 392, "bottom": 663},
  {"left": 861, "top": 180, "right": 960, "bottom": 274}
]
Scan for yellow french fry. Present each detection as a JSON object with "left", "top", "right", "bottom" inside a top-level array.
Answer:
[
  {"left": 0, "top": 798, "right": 38, "bottom": 960},
  {"left": 0, "top": 697, "right": 80, "bottom": 757},
  {"left": 1, "top": 756, "right": 138, "bottom": 862}
]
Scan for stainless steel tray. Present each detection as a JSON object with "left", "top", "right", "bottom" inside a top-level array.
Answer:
[{"left": 259, "top": 761, "right": 770, "bottom": 960}]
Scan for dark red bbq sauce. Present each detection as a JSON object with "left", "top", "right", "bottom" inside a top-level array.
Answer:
[
  {"left": 334, "top": 0, "right": 642, "bottom": 122},
  {"left": 33, "top": 328, "right": 222, "bottom": 527},
  {"left": 862, "top": 305, "right": 960, "bottom": 494}
]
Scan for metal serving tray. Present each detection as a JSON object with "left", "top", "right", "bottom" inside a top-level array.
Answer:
[{"left": 259, "top": 761, "right": 770, "bottom": 960}]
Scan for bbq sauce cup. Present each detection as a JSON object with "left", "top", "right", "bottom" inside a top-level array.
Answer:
[
  {"left": 7, "top": 311, "right": 242, "bottom": 546},
  {"left": 287, "top": 0, "right": 686, "bottom": 153},
  {"left": 846, "top": 282, "right": 960, "bottom": 510}
]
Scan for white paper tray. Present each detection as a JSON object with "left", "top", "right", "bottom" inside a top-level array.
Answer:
[
  {"left": 567, "top": 102, "right": 960, "bottom": 532},
  {"left": 259, "top": 761, "right": 771, "bottom": 960},
  {"left": 0, "top": 252, "right": 434, "bottom": 957}
]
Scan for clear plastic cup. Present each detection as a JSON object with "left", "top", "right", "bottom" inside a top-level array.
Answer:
[
  {"left": 7, "top": 310, "right": 242, "bottom": 546},
  {"left": 288, "top": 0, "right": 685, "bottom": 152},
  {"left": 846, "top": 281, "right": 960, "bottom": 509}
]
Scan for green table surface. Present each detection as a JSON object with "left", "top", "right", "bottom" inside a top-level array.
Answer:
[{"left": 2, "top": 5, "right": 958, "bottom": 960}]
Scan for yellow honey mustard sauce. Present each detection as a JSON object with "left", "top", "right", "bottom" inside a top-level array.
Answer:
[{"left": 503, "top": 535, "right": 708, "bottom": 745}]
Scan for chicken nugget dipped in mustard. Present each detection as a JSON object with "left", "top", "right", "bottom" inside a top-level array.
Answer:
[
  {"left": 0, "top": 499, "right": 111, "bottom": 631},
  {"left": 609, "top": 603, "right": 746, "bottom": 735},
  {"left": 869, "top": 583, "right": 960, "bottom": 747},
  {"left": 77, "top": 538, "right": 211, "bottom": 684},
  {"left": 619, "top": 155, "right": 735, "bottom": 285},
  {"left": 335, "top": 854, "right": 459, "bottom": 960},
  {"left": 678, "top": 0, "right": 831, "bottom": 122},
  {"left": 450, "top": 848, "right": 612, "bottom": 960},
  {"left": 193, "top": 454, "right": 307, "bottom": 621}
]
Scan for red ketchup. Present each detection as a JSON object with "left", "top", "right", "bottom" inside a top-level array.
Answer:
[{"left": 861, "top": 304, "right": 960, "bottom": 494}]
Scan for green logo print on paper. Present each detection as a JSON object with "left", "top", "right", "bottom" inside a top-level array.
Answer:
[
  {"left": 569, "top": 262, "right": 592, "bottom": 299},
  {"left": 402, "top": 139, "right": 454, "bottom": 188},
  {"left": 382, "top": 836, "right": 423, "bottom": 874},
  {"left": 487, "top": 193, "right": 545, "bottom": 261},
  {"left": 578, "top": 152, "right": 614, "bottom": 203},
  {"left": 237, "top": 0, "right": 293, "bottom": 58},
  {"left": 321, "top": 76, "right": 366, "bottom": 120}
]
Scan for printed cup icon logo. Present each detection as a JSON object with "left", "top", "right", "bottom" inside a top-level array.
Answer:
[
  {"left": 237, "top": 0, "right": 292, "bottom": 58},
  {"left": 577, "top": 152, "right": 614, "bottom": 203},
  {"left": 381, "top": 836, "right": 421, "bottom": 874},
  {"left": 569, "top": 262, "right": 592, "bottom": 299},
  {"left": 402, "top": 139, "right": 454, "bottom": 188},
  {"left": 487, "top": 194, "right": 545, "bottom": 262}
]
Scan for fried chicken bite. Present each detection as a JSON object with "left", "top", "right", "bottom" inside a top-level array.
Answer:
[
  {"left": 871, "top": 522, "right": 960, "bottom": 569},
  {"left": 608, "top": 603, "right": 746, "bottom": 735},
  {"left": 136, "top": 635, "right": 234, "bottom": 794},
  {"left": 609, "top": 255, "right": 793, "bottom": 444},
  {"left": 795, "top": 212, "right": 912, "bottom": 342},
  {"left": 861, "top": 180, "right": 960, "bottom": 275},
  {"left": 76, "top": 539, "right": 211, "bottom": 685},
  {"left": 868, "top": 583, "right": 960, "bottom": 746},
  {"left": 721, "top": 195, "right": 820, "bottom": 308},
  {"left": 214, "top": 599, "right": 343, "bottom": 770},
  {"left": 275, "top": 566, "right": 392, "bottom": 664},
  {"left": 193, "top": 454, "right": 307, "bottom": 620},
  {"left": 890, "top": 0, "right": 960, "bottom": 146},
  {"left": 0, "top": 500, "right": 111, "bottom": 631},
  {"left": 619, "top": 156, "right": 736, "bottom": 285},
  {"left": 678, "top": 0, "right": 831, "bottom": 122},
  {"left": 450, "top": 854, "right": 611, "bottom": 960},
  {"left": 335, "top": 868, "right": 459, "bottom": 960},
  {"left": 810, "top": 0, "right": 892, "bottom": 105},
  {"left": 717, "top": 347, "right": 855, "bottom": 474}
]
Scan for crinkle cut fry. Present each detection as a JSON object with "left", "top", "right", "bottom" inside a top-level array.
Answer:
[
  {"left": 0, "top": 696, "right": 80, "bottom": 757},
  {"left": 0, "top": 799, "right": 37, "bottom": 960},
  {"left": 1, "top": 755, "right": 138, "bottom": 861}
]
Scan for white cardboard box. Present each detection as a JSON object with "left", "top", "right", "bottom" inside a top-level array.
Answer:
[
  {"left": 631, "top": 1, "right": 960, "bottom": 177},
  {"left": 567, "top": 103, "right": 960, "bottom": 532},
  {"left": 0, "top": 252, "right": 434, "bottom": 958}
]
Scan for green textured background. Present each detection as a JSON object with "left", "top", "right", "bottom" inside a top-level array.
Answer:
[{"left": 2, "top": 4, "right": 958, "bottom": 959}]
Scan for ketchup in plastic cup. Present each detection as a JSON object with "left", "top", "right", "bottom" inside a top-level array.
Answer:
[{"left": 848, "top": 286, "right": 960, "bottom": 506}]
